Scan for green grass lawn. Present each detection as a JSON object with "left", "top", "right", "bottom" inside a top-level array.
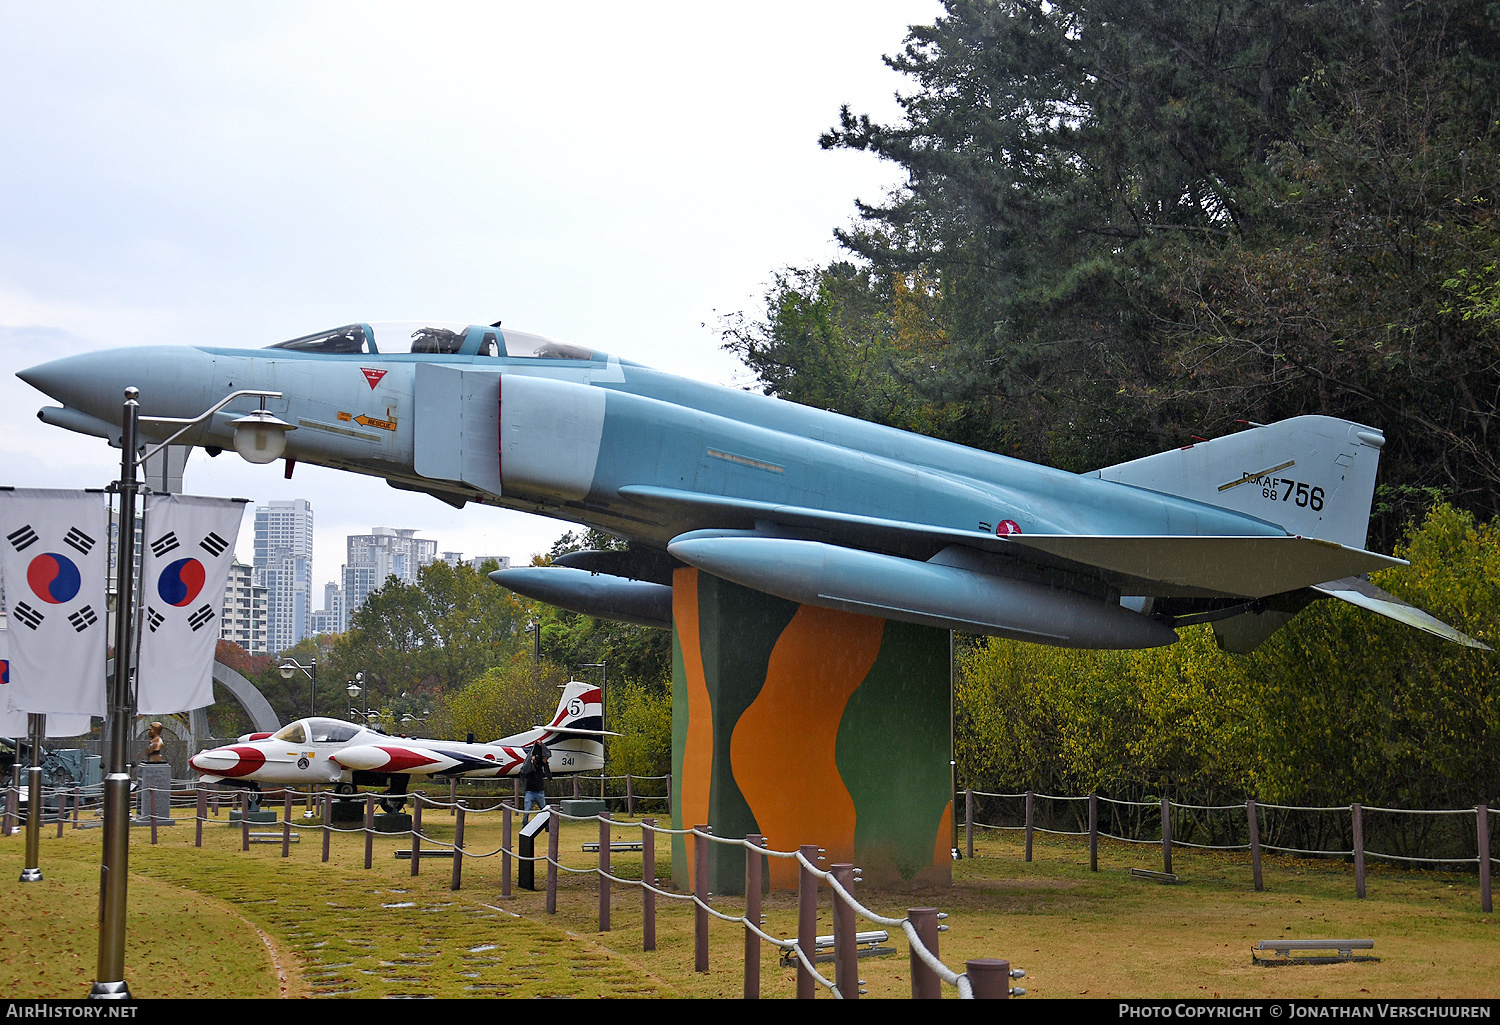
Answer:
[{"left": 0, "top": 803, "right": 1493, "bottom": 998}]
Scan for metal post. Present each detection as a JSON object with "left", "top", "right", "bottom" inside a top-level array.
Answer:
[
  {"left": 363, "top": 794, "right": 374, "bottom": 870},
  {"left": 1089, "top": 793, "right": 1099, "bottom": 871},
  {"left": 966, "top": 958, "right": 1012, "bottom": 998},
  {"left": 410, "top": 793, "right": 422, "bottom": 877},
  {"left": 241, "top": 792, "right": 249, "bottom": 852},
  {"left": 280, "top": 789, "right": 291, "bottom": 857},
  {"left": 1478, "top": 805, "right": 1491, "bottom": 914},
  {"left": 2, "top": 785, "right": 13, "bottom": 837},
  {"left": 195, "top": 787, "right": 205, "bottom": 848},
  {"left": 796, "top": 844, "right": 819, "bottom": 999},
  {"left": 694, "top": 824, "right": 709, "bottom": 973},
  {"left": 831, "top": 864, "right": 858, "bottom": 999},
  {"left": 501, "top": 801, "right": 512, "bottom": 897},
  {"left": 150, "top": 786, "right": 159, "bottom": 845},
  {"left": 1248, "top": 799, "right": 1263, "bottom": 892},
  {"left": 642, "top": 818, "right": 656, "bottom": 951},
  {"left": 545, "top": 806, "right": 559, "bottom": 914},
  {"left": 909, "top": 907, "right": 940, "bottom": 999},
  {"left": 451, "top": 804, "right": 466, "bottom": 891},
  {"left": 744, "top": 833, "right": 763, "bottom": 999},
  {"left": 1024, "top": 790, "right": 1034, "bottom": 862},
  {"left": 21, "top": 714, "right": 43, "bottom": 881},
  {"left": 626, "top": 775, "right": 633, "bottom": 816},
  {"left": 598, "top": 811, "right": 611, "bottom": 932},
  {"left": 93, "top": 387, "right": 140, "bottom": 1001},
  {"left": 1353, "top": 803, "right": 1366, "bottom": 898},
  {"left": 1161, "top": 796, "right": 1172, "bottom": 875},
  {"left": 965, "top": 787, "right": 974, "bottom": 860},
  {"left": 321, "top": 793, "right": 331, "bottom": 862}
]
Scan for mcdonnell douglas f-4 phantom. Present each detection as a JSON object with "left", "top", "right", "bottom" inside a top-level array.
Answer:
[
  {"left": 17, "top": 320, "right": 1484, "bottom": 652},
  {"left": 189, "top": 679, "right": 607, "bottom": 809}
]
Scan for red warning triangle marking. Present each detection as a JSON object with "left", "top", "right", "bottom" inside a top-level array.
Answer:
[{"left": 361, "top": 368, "right": 387, "bottom": 389}]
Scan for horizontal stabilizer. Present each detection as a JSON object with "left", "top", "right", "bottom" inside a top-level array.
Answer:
[
  {"left": 1312, "top": 576, "right": 1490, "bottom": 650},
  {"left": 1004, "top": 534, "right": 1403, "bottom": 599},
  {"left": 534, "top": 725, "right": 620, "bottom": 737}
]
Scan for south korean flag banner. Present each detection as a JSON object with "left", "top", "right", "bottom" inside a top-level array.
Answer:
[
  {"left": 136, "top": 494, "right": 245, "bottom": 714},
  {"left": 0, "top": 489, "right": 108, "bottom": 716},
  {"left": 0, "top": 629, "right": 28, "bottom": 735}
]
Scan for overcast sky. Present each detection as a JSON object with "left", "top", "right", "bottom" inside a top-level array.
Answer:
[{"left": 0, "top": 1, "right": 942, "bottom": 588}]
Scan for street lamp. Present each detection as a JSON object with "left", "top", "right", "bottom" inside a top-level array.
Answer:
[
  {"left": 93, "top": 385, "right": 290, "bottom": 1001},
  {"left": 575, "top": 662, "right": 607, "bottom": 799},
  {"left": 346, "top": 673, "right": 366, "bottom": 724},
  {"left": 279, "top": 658, "right": 317, "bottom": 718}
]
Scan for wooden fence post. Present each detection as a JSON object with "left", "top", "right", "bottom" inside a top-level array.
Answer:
[
  {"left": 546, "top": 806, "right": 559, "bottom": 914},
  {"left": 966, "top": 958, "right": 1012, "bottom": 999},
  {"left": 694, "top": 824, "right": 709, "bottom": 973},
  {"left": 501, "top": 801, "right": 512, "bottom": 898},
  {"left": 195, "top": 786, "right": 205, "bottom": 848},
  {"left": 1161, "top": 796, "right": 1172, "bottom": 875},
  {"left": 1024, "top": 791, "right": 1034, "bottom": 862},
  {"left": 598, "top": 811, "right": 611, "bottom": 932},
  {"left": 797, "top": 844, "right": 819, "bottom": 999},
  {"left": 1353, "top": 803, "right": 1366, "bottom": 898},
  {"left": 909, "top": 907, "right": 940, "bottom": 998},
  {"left": 642, "top": 818, "right": 657, "bottom": 951},
  {"left": 832, "top": 864, "right": 859, "bottom": 999},
  {"left": 1089, "top": 794, "right": 1098, "bottom": 871},
  {"left": 1478, "top": 805, "right": 1491, "bottom": 914},
  {"left": 965, "top": 788, "right": 974, "bottom": 859},
  {"left": 410, "top": 793, "right": 423, "bottom": 877},
  {"left": 363, "top": 794, "right": 375, "bottom": 869},
  {"left": 451, "top": 804, "right": 466, "bottom": 891},
  {"left": 744, "top": 833, "right": 763, "bottom": 999},
  {"left": 1248, "top": 798, "right": 1263, "bottom": 892}
]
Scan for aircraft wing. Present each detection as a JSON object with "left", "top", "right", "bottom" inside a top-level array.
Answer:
[{"left": 618, "top": 485, "right": 1402, "bottom": 600}]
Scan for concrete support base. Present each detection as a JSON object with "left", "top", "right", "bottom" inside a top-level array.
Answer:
[{"left": 671, "top": 569, "right": 952, "bottom": 893}]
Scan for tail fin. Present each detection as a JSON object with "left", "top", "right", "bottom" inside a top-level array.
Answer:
[
  {"left": 1090, "top": 416, "right": 1385, "bottom": 549},
  {"left": 534, "top": 680, "right": 607, "bottom": 773},
  {"left": 1094, "top": 417, "right": 1489, "bottom": 651}
]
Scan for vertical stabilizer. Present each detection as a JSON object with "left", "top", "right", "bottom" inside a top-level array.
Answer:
[{"left": 1089, "top": 416, "right": 1385, "bottom": 549}]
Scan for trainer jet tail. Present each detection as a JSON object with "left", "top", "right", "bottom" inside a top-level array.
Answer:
[
  {"left": 17, "top": 320, "right": 1486, "bottom": 653},
  {"left": 188, "top": 680, "right": 609, "bottom": 808}
]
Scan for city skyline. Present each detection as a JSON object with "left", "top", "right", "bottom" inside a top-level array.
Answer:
[{"left": 242, "top": 502, "right": 521, "bottom": 651}]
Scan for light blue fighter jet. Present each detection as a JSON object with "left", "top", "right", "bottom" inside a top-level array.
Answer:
[{"left": 16, "top": 320, "right": 1484, "bottom": 652}]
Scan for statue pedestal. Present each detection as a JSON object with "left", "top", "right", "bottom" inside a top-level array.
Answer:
[
  {"left": 671, "top": 569, "right": 952, "bottom": 893},
  {"left": 133, "top": 762, "right": 175, "bottom": 825}
]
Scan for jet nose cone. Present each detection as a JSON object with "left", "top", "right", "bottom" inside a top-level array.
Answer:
[
  {"left": 190, "top": 745, "right": 265, "bottom": 777},
  {"left": 16, "top": 355, "right": 85, "bottom": 403}
]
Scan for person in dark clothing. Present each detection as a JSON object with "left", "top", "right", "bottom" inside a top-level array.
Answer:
[{"left": 520, "top": 742, "right": 552, "bottom": 812}]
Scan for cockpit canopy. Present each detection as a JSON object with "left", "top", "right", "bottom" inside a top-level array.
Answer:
[
  {"left": 265, "top": 322, "right": 601, "bottom": 361},
  {"left": 271, "top": 718, "right": 366, "bottom": 745}
]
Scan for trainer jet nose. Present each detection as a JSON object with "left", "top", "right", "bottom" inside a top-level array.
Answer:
[{"left": 189, "top": 745, "right": 265, "bottom": 778}]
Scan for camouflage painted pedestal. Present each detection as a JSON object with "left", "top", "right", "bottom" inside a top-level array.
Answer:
[{"left": 671, "top": 569, "right": 952, "bottom": 893}]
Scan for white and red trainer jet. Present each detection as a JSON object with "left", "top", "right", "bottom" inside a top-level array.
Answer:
[{"left": 189, "top": 680, "right": 607, "bottom": 809}]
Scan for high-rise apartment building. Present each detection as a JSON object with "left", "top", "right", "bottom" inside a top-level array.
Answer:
[
  {"left": 340, "top": 527, "right": 437, "bottom": 629},
  {"left": 219, "top": 558, "right": 268, "bottom": 654},
  {"left": 254, "top": 499, "right": 313, "bottom": 654}
]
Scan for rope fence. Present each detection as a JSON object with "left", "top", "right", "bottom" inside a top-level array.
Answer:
[
  {"left": 958, "top": 788, "right": 1495, "bottom": 911},
  {"left": 1, "top": 777, "right": 1022, "bottom": 999}
]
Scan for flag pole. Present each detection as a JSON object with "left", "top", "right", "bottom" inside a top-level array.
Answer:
[{"left": 91, "top": 387, "right": 139, "bottom": 1001}]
